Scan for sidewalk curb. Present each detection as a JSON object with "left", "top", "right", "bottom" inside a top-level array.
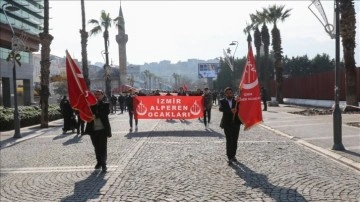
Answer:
[
  {"left": 260, "top": 124, "right": 360, "bottom": 172},
  {"left": 0, "top": 120, "right": 63, "bottom": 150}
]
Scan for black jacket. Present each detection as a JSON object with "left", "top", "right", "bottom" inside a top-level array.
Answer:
[
  {"left": 219, "top": 97, "right": 242, "bottom": 128},
  {"left": 85, "top": 101, "right": 112, "bottom": 137}
]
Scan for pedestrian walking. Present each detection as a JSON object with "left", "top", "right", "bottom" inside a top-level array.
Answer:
[
  {"left": 84, "top": 89, "right": 112, "bottom": 173},
  {"left": 126, "top": 89, "right": 138, "bottom": 132},
  {"left": 118, "top": 93, "right": 126, "bottom": 114},
  {"left": 212, "top": 90, "right": 218, "bottom": 105},
  {"left": 110, "top": 94, "right": 117, "bottom": 113},
  {"left": 59, "top": 96, "right": 76, "bottom": 134},
  {"left": 219, "top": 87, "right": 242, "bottom": 165},
  {"left": 203, "top": 87, "right": 213, "bottom": 128},
  {"left": 260, "top": 86, "right": 268, "bottom": 111}
]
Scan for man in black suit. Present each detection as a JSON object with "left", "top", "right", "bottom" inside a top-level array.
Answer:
[
  {"left": 219, "top": 87, "right": 242, "bottom": 165},
  {"left": 85, "top": 89, "right": 112, "bottom": 173}
]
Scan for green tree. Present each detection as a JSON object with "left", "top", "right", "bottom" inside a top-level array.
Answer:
[
  {"left": 310, "top": 54, "right": 334, "bottom": 74},
  {"left": 283, "top": 55, "right": 311, "bottom": 77},
  {"left": 263, "top": 5, "right": 292, "bottom": 103},
  {"left": 216, "top": 59, "right": 233, "bottom": 90},
  {"left": 339, "top": 0, "right": 358, "bottom": 107},
  {"left": 88, "top": 10, "right": 117, "bottom": 100}
]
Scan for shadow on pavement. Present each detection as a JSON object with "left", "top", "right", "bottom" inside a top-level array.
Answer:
[
  {"left": 125, "top": 130, "right": 224, "bottom": 139},
  {"left": 341, "top": 150, "right": 360, "bottom": 158},
  {"left": 61, "top": 171, "right": 106, "bottom": 202},
  {"left": 230, "top": 161, "right": 306, "bottom": 202},
  {"left": 0, "top": 130, "right": 37, "bottom": 148},
  {"left": 62, "top": 134, "right": 83, "bottom": 146},
  {"left": 53, "top": 133, "right": 72, "bottom": 141}
]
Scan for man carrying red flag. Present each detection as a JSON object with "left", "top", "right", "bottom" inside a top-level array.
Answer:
[
  {"left": 65, "top": 50, "right": 97, "bottom": 123},
  {"left": 237, "top": 43, "right": 263, "bottom": 130}
]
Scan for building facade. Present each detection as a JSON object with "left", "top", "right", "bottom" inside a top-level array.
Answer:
[{"left": 0, "top": 0, "right": 43, "bottom": 106}]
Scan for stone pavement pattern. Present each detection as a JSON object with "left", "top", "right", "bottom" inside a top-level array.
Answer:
[{"left": 0, "top": 109, "right": 360, "bottom": 201}]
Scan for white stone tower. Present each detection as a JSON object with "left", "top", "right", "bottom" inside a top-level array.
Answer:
[{"left": 116, "top": 3, "right": 128, "bottom": 86}]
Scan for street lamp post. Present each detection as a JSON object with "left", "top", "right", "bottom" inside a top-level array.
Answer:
[
  {"left": 2, "top": 3, "right": 21, "bottom": 138},
  {"left": 229, "top": 41, "right": 239, "bottom": 67},
  {"left": 308, "top": 0, "right": 344, "bottom": 150}
]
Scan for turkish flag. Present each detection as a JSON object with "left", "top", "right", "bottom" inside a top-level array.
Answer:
[
  {"left": 183, "top": 84, "right": 188, "bottom": 91},
  {"left": 65, "top": 50, "right": 97, "bottom": 122},
  {"left": 237, "top": 43, "right": 263, "bottom": 130}
]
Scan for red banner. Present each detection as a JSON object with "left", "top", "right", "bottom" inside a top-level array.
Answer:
[
  {"left": 65, "top": 50, "right": 97, "bottom": 122},
  {"left": 237, "top": 44, "right": 263, "bottom": 130},
  {"left": 133, "top": 96, "right": 204, "bottom": 119}
]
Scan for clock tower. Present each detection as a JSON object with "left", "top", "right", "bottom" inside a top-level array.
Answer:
[{"left": 116, "top": 4, "right": 128, "bottom": 86}]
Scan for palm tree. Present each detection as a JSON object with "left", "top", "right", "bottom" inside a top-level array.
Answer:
[
  {"left": 260, "top": 22, "right": 271, "bottom": 99},
  {"left": 143, "top": 70, "right": 150, "bottom": 91},
  {"left": 254, "top": 9, "right": 272, "bottom": 99},
  {"left": 80, "top": 0, "right": 90, "bottom": 88},
  {"left": 339, "top": 0, "right": 358, "bottom": 108},
  {"left": 172, "top": 73, "right": 181, "bottom": 89},
  {"left": 88, "top": 10, "right": 117, "bottom": 100},
  {"left": 39, "top": 0, "right": 54, "bottom": 128},
  {"left": 263, "top": 5, "right": 292, "bottom": 103},
  {"left": 249, "top": 14, "right": 263, "bottom": 85}
]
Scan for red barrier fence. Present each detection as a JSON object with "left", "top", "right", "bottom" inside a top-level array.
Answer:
[{"left": 269, "top": 68, "right": 360, "bottom": 101}]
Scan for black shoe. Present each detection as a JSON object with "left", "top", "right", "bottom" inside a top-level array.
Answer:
[
  {"left": 94, "top": 162, "right": 101, "bottom": 169},
  {"left": 228, "top": 158, "right": 238, "bottom": 165},
  {"left": 101, "top": 165, "right": 107, "bottom": 173}
]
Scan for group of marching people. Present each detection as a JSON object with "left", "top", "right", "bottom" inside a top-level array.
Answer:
[{"left": 59, "top": 85, "right": 267, "bottom": 173}]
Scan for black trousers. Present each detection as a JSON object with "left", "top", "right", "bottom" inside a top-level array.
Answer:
[
  {"left": 203, "top": 109, "right": 211, "bottom": 126},
  {"left": 224, "top": 124, "right": 241, "bottom": 160},
  {"left": 128, "top": 111, "right": 138, "bottom": 128},
  {"left": 90, "top": 130, "right": 108, "bottom": 166},
  {"left": 119, "top": 103, "right": 125, "bottom": 113},
  {"left": 76, "top": 115, "right": 85, "bottom": 134},
  {"left": 262, "top": 99, "right": 267, "bottom": 111}
]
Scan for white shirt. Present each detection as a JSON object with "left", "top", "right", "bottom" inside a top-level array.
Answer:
[{"left": 227, "top": 99, "right": 232, "bottom": 108}]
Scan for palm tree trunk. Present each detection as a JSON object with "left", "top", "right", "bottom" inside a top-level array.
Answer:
[
  {"left": 271, "top": 24, "right": 283, "bottom": 103},
  {"left": 261, "top": 24, "right": 270, "bottom": 100},
  {"left": 103, "top": 30, "right": 111, "bottom": 101},
  {"left": 254, "top": 27, "right": 262, "bottom": 86},
  {"left": 80, "top": 0, "right": 90, "bottom": 89},
  {"left": 103, "top": 30, "right": 110, "bottom": 66},
  {"left": 40, "top": 0, "right": 54, "bottom": 128},
  {"left": 339, "top": 0, "right": 358, "bottom": 107}
]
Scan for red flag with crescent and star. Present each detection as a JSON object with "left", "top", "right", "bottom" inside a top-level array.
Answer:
[
  {"left": 237, "top": 43, "right": 263, "bottom": 130},
  {"left": 65, "top": 50, "right": 97, "bottom": 122}
]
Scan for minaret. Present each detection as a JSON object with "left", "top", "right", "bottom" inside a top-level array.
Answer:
[{"left": 116, "top": 2, "right": 128, "bottom": 86}]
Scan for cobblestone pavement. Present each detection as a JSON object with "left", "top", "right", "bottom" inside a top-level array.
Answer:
[{"left": 1, "top": 110, "right": 360, "bottom": 201}]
